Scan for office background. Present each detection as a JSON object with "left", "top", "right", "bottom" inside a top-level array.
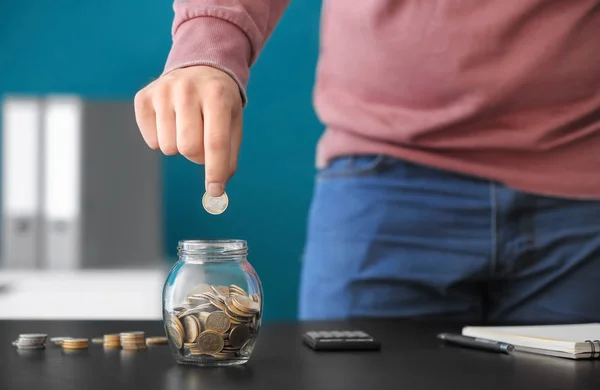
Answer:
[{"left": 0, "top": 0, "right": 323, "bottom": 320}]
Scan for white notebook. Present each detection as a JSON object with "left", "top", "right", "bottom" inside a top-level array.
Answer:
[{"left": 462, "top": 323, "right": 600, "bottom": 359}]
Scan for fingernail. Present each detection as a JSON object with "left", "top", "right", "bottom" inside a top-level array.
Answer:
[{"left": 206, "top": 183, "right": 224, "bottom": 197}]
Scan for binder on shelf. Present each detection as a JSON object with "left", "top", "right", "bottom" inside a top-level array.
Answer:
[
  {"left": 1, "top": 97, "right": 42, "bottom": 268},
  {"left": 41, "top": 98, "right": 162, "bottom": 270},
  {"left": 2, "top": 95, "right": 162, "bottom": 270},
  {"left": 41, "top": 96, "right": 82, "bottom": 269}
]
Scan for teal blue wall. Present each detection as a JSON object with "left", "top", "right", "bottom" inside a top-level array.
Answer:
[{"left": 0, "top": 1, "right": 323, "bottom": 320}]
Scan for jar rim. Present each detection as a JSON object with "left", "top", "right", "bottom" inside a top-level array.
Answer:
[{"left": 177, "top": 239, "right": 248, "bottom": 259}]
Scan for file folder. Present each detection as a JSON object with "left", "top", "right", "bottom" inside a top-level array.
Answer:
[
  {"left": 40, "top": 98, "right": 162, "bottom": 269},
  {"left": 42, "top": 96, "right": 82, "bottom": 269},
  {"left": 1, "top": 97, "right": 42, "bottom": 268}
]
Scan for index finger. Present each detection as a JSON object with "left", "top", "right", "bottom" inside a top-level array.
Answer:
[{"left": 203, "top": 99, "right": 231, "bottom": 196}]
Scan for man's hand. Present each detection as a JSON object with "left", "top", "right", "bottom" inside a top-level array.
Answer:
[{"left": 134, "top": 66, "right": 242, "bottom": 196}]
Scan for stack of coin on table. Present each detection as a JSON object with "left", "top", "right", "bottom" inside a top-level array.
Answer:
[
  {"left": 12, "top": 333, "right": 169, "bottom": 351},
  {"left": 103, "top": 334, "right": 121, "bottom": 348},
  {"left": 50, "top": 337, "right": 72, "bottom": 346},
  {"left": 61, "top": 338, "right": 89, "bottom": 351},
  {"left": 12, "top": 334, "right": 47, "bottom": 350},
  {"left": 165, "top": 284, "right": 261, "bottom": 360},
  {"left": 146, "top": 336, "right": 168, "bottom": 346},
  {"left": 120, "top": 331, "right": 147, "bottom": 350}
]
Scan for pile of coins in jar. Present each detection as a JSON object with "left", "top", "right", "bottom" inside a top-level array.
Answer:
[{"left": 165, "top": 284, "right": 261, "bottom": 359}]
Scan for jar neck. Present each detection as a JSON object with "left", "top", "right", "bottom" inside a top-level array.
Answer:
[{"left": 177, "top": 239, "right": 248, "bottom": 263}]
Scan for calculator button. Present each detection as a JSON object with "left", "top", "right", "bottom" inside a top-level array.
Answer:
[{"left": 306, "top": 332, "right": 320, "bottom": 339}]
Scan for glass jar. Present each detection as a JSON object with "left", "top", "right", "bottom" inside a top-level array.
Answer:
[{"left": 162, "top": 239, "right": 263, "bottom": 367}]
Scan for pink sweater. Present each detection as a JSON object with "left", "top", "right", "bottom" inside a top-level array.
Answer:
[{"left": 165, "top": 0, "right": 600, "bottom": 199}]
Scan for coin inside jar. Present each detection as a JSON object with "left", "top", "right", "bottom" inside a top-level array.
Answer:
[
  {"left": 229, "top": 284, "right": 247, "bottom": 296},
  {"left": 182, "top": 315, "right": 200, "bottom": 343},
  {"left": 212, "top": 285, "right": 230, "bottom": 297},
  {"left": 232, "top": 295, "right": 260, "bottom": 314},
  {"left": 166, "top": 315, "right": 184, "bottom": 350},
  {"left": 229, "top": 325, "right": 250, "bottom": 348},
  {"left": 204, "top": 311, "right": 231, "bottom": 334},
  {"left": 226, "top": 297, "right": 254, "bottom": 318},
  {"left": 187, "top": 283, "right": 214, "bottom": 296},
  {"left": 196, "top": 330, "right": 224, "bottom": 355},
  {"left": 202, "top": 191, "right": 229, "bottom": 215},
  {"left": 165, "top": 282, "right": 262, "bottom": 361}
]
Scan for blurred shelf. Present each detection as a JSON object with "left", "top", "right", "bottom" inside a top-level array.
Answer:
[{"left": 0, "top": 269, "right": 167, "bottom": 320}]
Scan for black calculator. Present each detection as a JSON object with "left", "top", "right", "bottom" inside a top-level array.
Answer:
[{"left": 302, "top": 330, "right": 381, "bottom": 351}]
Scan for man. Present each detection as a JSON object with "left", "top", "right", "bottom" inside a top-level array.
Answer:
[{"left": 134, "top": 1, "right": 600, "bottom": 323}]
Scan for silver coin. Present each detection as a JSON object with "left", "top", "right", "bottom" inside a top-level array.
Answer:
[
  {"left": 16, "top": 345, "right": 45, "bottom": 350},
  {"left": 19, "top": 333, "right": 47, "bottom": 339},
  {"left": 50, "top": 337, "right": 73, "bottom": 343},
  {"left": 196, "top": 292, "right": 218, "bottom": 302},
  {"left": 187, "top": 284, "right": 214, "bottom": 296},
  {"left": 16, "top": 339, "right": 43, "bottom": 346},
  {"left": 202, "top": 192, "right": 229, "bottom": 215},
  {"left": 120, "top": 331, "right": 144, "bottom": 337},
  {"left": 186, "top": 296, "right": 209, "bottom": 304},
  {"left": 177, "top": 303, "right": 214, "bottom": 318}
]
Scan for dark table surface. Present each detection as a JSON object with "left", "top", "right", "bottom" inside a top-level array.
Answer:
[{"left": 1, "top": 319, "right": 598, "bottom": 390}]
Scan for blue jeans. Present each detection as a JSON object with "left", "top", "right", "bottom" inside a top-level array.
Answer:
[{"left": 299, "top": 155, "right": 600, "bottom": 324}]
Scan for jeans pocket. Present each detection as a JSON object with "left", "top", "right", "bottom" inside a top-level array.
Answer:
[{"left": 317, "top": 154, "right": 387, "bottom": 180}]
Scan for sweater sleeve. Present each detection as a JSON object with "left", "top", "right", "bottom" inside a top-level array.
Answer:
[{"left": 163, "top": 0, "right": 291, "bottom": 106}]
